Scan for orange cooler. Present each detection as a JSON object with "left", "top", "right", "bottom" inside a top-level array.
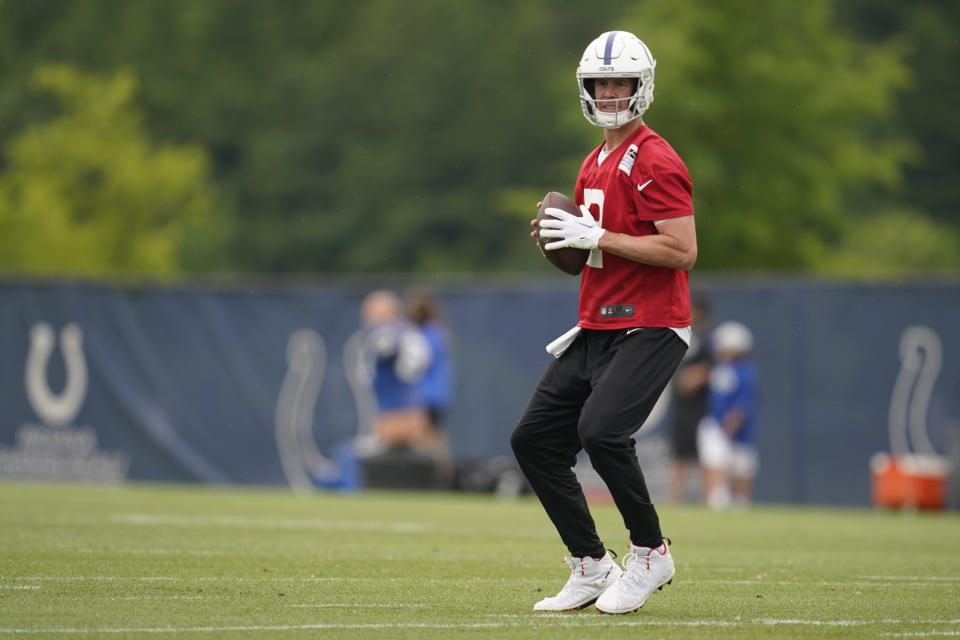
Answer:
[{"left": 870, "top": 453, "right": 949, "bottom": 510}]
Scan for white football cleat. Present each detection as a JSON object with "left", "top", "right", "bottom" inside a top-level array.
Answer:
[
  {"left": 533, "top": 551, "right": 620, "bottom": 611},
  {"left": 595, "top": 539, "right": 674, "bottom": 614}
]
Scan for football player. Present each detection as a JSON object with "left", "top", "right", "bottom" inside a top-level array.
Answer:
[
  {"left": 511, "top": 30, "right": 697, "bottom": 614},
  {"left": 698, "top": 321, "right": 758, "bottom": 510}
]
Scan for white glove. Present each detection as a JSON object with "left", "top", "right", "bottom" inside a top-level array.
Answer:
[{"left": 538, "top": 205, "right": 606, "bottom": 251}]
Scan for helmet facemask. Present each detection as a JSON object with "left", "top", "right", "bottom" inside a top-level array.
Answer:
[{"left": 578, "top": 74, "right": 652, "bottom": 128}]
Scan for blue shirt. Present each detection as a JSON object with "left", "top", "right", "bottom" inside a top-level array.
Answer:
[
  {"left": 417, "top": 321, "right": 453, "bottom": 410},
  {"left": 363, "top": 321, "right": 430, "bottom": 412},
  {"left": 708, "top": 359, "right": 757, "bottom": 445}
]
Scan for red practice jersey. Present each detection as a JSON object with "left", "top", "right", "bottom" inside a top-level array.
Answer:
[{"left": 574, "top": 125, "right": 694, "bottom": 329}]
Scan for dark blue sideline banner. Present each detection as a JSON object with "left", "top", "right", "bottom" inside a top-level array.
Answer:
[{"left": 1, "top": 277, "right": 957, "bottom": 506}]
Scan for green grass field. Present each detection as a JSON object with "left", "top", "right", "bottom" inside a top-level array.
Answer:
[{"left": 1, "top": 482, "right": 958, "bottom": 639}]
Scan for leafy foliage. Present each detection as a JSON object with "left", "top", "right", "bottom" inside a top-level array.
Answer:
[
  {"left": 0, "top": 64, "right": 216, "bottom": 278},
  {"left": 836, "top": 0, "right": 960, "bottom": 226},
  {"left": 0, "top": 0, "right": 956, "bottom": 278},
  {"left": 626, "top": 0, "right": 920, "bottom": 270}
]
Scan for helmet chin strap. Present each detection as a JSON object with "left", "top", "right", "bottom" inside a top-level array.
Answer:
[
  {"left": 585, "top": 91, "right": 643, "bottom": 128},
  {"left": 592, "top": 102, "right": 641, "bottom": 128},
  {"left": 595, "top": 109, "right": 629, "bottom": 128}
]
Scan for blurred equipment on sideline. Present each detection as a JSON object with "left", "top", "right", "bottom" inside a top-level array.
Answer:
[{"left": 871, "top": 326, "right": 951, "bottom": 510}]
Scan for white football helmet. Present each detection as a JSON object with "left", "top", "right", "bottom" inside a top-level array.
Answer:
[
  {"left": 712, "top": 321, "right": 754, "bottom": 356},
  {"left": 576, "top": 31, "right": 656, "bottom": 128}
]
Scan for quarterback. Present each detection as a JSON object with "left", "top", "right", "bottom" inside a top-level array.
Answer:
[{"left": 511, "top": 30, "right": 697, "bottom": 614}]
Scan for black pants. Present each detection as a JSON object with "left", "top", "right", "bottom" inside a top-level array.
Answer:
[{"left": 511, "top": 328, "right": 687, "bottom": 558}]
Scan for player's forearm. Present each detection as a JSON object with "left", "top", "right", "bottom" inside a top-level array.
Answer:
[
  {"left": 723, "top": 408, "right": 746, "bottom": 437},
  {"left": 598, "top": 230, "right": 697, "bottom": 270}
]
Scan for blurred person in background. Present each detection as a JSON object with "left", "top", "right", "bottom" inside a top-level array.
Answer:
[
  {"left": 405, "top": 288, "right": 454, "bottom": 437},
  {"left": 405, "top": 287, "right": 455, "bottom": 486},
  {"left": 666, "top": 293, "right": 712, "bottom": 503},
  {"left": 697, "top": 321, "right": 758, "bottom": 510},
  {"left": 357, "top": 290, "right": 432, "bottom": 450},
  {"left": 511, "top": 30, "right": 696, "bottom": 615}
]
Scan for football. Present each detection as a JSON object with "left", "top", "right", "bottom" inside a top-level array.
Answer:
[{"left": 536, "top": 192, "right": 590, "bottom": 275}]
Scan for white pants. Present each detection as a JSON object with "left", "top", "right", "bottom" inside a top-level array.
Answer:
[{"left": 697, "top": 417, "right": 758, "bottom": 479}]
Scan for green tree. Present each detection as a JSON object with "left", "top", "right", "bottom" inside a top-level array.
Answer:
[
  {"left": 0, "top": 1, "right": 954, "bottom": 278},
  {"left": 819, "top": 208, "right": 960, "bottom": 275},
  {"left": 612, "top": 0, "right": 958, "bottom": 272},
  {"left": 0, "top": 64, "right": 217, "bottom": 278},
  {"left": 836, "top": 0, "right": 960, "bottom": 228},
  {"left": 0, "top": 0, "right": 610, "bottom": 275}
]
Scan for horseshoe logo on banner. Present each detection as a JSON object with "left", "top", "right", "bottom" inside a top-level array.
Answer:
[
  {"left": 25, "top": 322, "right": 88, "bottom": 428},
  {"left": 275, "top": 328, "right": 333, "bottom": 493},
  {"left": 888, "top": 325, "right": 943, "bottom": 457}
]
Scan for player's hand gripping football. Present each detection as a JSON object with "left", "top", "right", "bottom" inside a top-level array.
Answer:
[{"left": 538, "top": 205, "right": 606, "bottom": 251}]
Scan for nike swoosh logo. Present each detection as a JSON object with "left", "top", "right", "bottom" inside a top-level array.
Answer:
[
  {"left": 637, "top": 179, "right": 653, "bottom": 192},
  {"left": 626, "top": 328, "right": 643, "bottom": 335}
]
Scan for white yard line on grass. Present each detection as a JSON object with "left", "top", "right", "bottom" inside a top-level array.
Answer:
[
  {"left": 881, "top": 633, "right": 960, "bottom": 638},
  {"left": 496, "top": 615, "right": 960, "bottom": 626},
  {"left": 754, "top": 619, "right": 960, "bottom": 627},
  {"left": 1, "top": 620, "right": 959, "bottom": 634},
  {"left": 654, "top": 578, "right": 956, "bottom": 588},
  {"left": 0, "top": 624, "right": 503, "bottom": 635},
  {"left": 289, "top": 603, "right": 426, "bottom": 608},
  {"left": 0, "top": 576, "right": 516, "bottom": 584},
  {"left": 14, "top": 513, "right": 429, "bottom": 535},
  {"left": 5, "top": 575, "right": 957, "bottom": 589},
  {"left": 0, "top": 623, "right": 509, "bottom": 634},
  {"left": 109, "top": 595, "right": 204, "bottom": 601},
  {"left": 67, "top": 548, "right": 225, "bottom": 556},
  {"left": 863, "top": 576, "right": 960, "bottom": 582},
  {"left": 107, "top": 513, "right": 428, "bottom": 534},
  {"left": 0, "top": 586, "right": 40, "bottom": 590}
]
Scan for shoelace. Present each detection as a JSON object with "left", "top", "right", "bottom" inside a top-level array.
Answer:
[
  {"left": 558, "top": 555, "right": 616, "bottom": 593},
  {"left": 551, "top": 558, "right": 583, "bottom": 597},
  {"left": 621, "top": 539, "right": 669, "bottom": 576},
  {"left": 561, "top": 557, "right": 584, "bottom": 575},
  {"left": 620, "top": 550, "right": 656, "bottom": 587},
  {"left": 622, "top": 551, "right": 647, "bottom": 570}
]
